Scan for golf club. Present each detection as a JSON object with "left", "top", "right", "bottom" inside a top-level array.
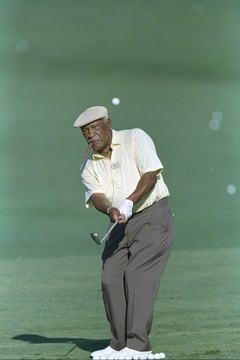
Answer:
[{"left": 91, "top": 221, "right": 119, "bottom": 245}]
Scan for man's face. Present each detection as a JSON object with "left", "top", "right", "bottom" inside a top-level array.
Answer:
[{"left": 81, "top": 118, "right": 112, "bottom": 154}]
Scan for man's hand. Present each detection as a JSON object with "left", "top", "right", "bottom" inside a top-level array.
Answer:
[{"left": 118, "top": 199, "right": 133, "bottom": 222}]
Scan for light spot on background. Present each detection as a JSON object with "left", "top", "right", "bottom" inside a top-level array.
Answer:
[
  {"left": 226, "top": 184, "right": 237, "bottom": 195},
  {"left": 209, "top": 110, "right": 223, "bottom": 131},
  {"left": 16, "top": 40, "right": 29, "bottom": 53},
  {"left": 212, "top": 111, "right": 223, "bottom": 122},
  {"left": 209, "top": 118, "right": 220, "bottom": 131}
]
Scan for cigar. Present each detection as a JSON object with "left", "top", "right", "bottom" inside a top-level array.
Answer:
[{"left": 83, "top": 143, "right": 92, "bottom": 161}]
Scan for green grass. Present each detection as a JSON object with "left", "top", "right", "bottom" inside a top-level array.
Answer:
[{"left": 0, "top": 247, "right": 239, "bottom": 360}]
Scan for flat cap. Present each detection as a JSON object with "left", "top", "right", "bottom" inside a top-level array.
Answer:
[{"left": 74, "top": 106, "right": 109, "bottom": 128}]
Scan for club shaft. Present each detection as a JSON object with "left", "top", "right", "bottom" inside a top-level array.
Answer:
[{"left": 100, "top": 221, "right": 119, "bottom": 244}]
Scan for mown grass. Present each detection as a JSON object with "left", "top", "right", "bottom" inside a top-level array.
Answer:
[{"left": 0, "top": 247, "right": 239, "bottom": 359}]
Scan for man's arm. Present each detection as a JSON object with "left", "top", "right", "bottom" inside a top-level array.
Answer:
[
  {"left": 90, "top": 193, "right": 112, "bottom": 215},
  {"left": 90, "top": 171, "right": 158, "bottom": 223},
  {"left": 90, "top": 193, "right": 123, "bottom": 223},
  {"left": 127, "top": 171, "right": 157, "bottom": 205},
  {"left": 110, "top": 171, "right": 158, "bottom": 223}
]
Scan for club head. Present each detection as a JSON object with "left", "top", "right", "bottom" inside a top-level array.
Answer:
[
  {"left": 90, "top": 232, "right": 101, "bottom": 245},
  {"left": 90, "top": 221, "right": 119, "bottom": 246}
]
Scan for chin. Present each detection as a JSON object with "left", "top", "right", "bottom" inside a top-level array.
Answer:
[{"left": 92, "top": 145, "right": 102, "bottom": 153}]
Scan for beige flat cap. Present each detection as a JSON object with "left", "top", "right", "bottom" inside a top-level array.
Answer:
[{"left": 74, "top": 106, "right": 108, "bottom": 128}]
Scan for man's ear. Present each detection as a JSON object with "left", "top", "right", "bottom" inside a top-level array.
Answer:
[{"left": 106, "top": 118, "right": 112, "bottom": 128}]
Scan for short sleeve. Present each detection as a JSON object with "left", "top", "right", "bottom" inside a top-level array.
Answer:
[
  {"left": 132, "top": 128, "right": 164, "bottom": 175},
  {"left": 80, "top": 164, "right": 104, "bottom": 208}
]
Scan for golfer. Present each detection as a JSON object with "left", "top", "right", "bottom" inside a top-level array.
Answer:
[{"left": 74, "top": 106, "right": 175, "bottom": 359}]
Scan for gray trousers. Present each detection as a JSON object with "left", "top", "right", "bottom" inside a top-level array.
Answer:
[{"left": 101, "top": 197, "right": 175, "bottom": 352}]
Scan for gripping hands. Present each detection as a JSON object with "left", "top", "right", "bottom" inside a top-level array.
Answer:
[
  {"left": 107, "top": 199, "right": 133, "bottom": 223},
  {"left": 118, "top": 199, "right": 133, "bottom": 221}
]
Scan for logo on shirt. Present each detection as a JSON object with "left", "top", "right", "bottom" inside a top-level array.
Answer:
[{"left": 111, "top": 162, "right": 120, "bottom": 169}]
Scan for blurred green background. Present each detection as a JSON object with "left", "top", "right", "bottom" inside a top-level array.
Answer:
[{"left": 1, "top": 0, "right": 239, "bottom": 259}]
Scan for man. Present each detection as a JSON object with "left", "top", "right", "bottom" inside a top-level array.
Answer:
[{"left": 74, "top": 106, "right": 175, "bottom": 359}]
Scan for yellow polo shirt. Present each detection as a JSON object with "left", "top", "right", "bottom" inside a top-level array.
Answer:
[{"left": 80, "top": 128, "right": 170, "bottom": 213}]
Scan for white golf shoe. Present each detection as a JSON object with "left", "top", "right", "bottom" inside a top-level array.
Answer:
[
  {"left": 117, "top": 347, "right": 152, "bottom": 359},
  {"left": 91, "top": 345, "right": 119, "bottom": 359}
]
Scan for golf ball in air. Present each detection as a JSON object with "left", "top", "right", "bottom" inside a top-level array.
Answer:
[{"left": 112, "top": 97, "right": 120, "bottom": 105}]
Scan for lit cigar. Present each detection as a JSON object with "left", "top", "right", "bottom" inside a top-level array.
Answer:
[{"left": 83, "top": 142, "right": 92, "bottom": 161}]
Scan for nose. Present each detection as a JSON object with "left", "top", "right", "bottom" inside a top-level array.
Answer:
[{"left": 87, "top": 127, "right": 95, "bottom": 140}]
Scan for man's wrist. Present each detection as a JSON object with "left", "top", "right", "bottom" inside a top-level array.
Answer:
[
  {"left": 125, "top": 199, "right": 134, "bottom": 206},
  {"left": 106, "top": 206, "right": 113, "bottom": 215}
]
